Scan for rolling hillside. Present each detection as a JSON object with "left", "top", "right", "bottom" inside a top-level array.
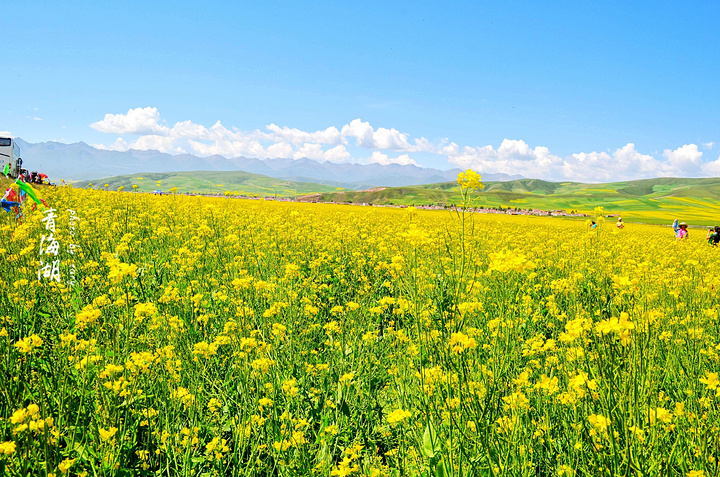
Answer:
[
  {"left": 306, "top": 177, "right": 720, "bottom": 225},
  {"left": 74, "top": 171, "right": 345, "bottom": 197},
  {"left": 9, "top": 172, "right": 720, "bottom": 225}
]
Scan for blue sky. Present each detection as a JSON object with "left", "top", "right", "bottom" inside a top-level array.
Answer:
[{"left": 2, "top": 1, "right": 720, "bottom": 181}]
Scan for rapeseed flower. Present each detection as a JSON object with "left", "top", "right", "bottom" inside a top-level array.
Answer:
[
  {"left": 457, "top": 169, "right": 484, "bottom": 191},
  {"left": 449, "top": 331, "right": 477, "bottom": 354},
  {"left": 587, "top": 414, "right": 611, "bottom": 435},
  {"left": 699, "top": 371, "right": 719, "bottom": 391},
  {"left": 99, "top": 427, "right": 117, "bottom": 442},
  {"left": 58, "top": 458, "right": 75, "bottom": 473},
  {"left": 14, "top": 334, "right": 43, "bottom": 354},
  {"left": 0, "top": 441, "right": 16, "bottom": 455},
  {"left": 386, "top": 409, "right": 411, "bottom": 424}
]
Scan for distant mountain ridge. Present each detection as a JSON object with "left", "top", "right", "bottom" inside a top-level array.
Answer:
[
  {"left": 14, "top": 139, "right": 522, "bottom": 189},
  {"left": 75, "top": 170, "right": 346, "bottom": 197}
]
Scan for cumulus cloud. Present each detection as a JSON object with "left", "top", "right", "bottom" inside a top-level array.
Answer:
[
  {"left": 90, "top": 107, "right": 720, "bottom": 181},
  {"left": 445, "top": 139, "right": 720, "bottom": 182},
  {"left": 341, "top": 119, "right": 375, "bottom": 148},
  {"left": 93, "top": 137, "right": 129, "bottom": 152},
  {"left": 497, "top": 139, "right": 536, "bottom": 161},
  {"left": 340, "top": 118, "right": 432, "bottom": 152},
  {"left": 266, "top": 124, "right": 341, "bottom": 146},
  {"left": 266, "top": 142, "right": 293, "bottom": 159},
  {"left": 445, "top": 140, "right": 563, "bottom": 179},
  {"left": 187, "top": 137, "right": 269, "bottom": 159},
  {"left": 663, "top": 144, "right": 703, "bottom": 176},
  {"left": 702, "top": 154, "right": 720, "bottom": 176},
  {"left": 91, "top": 107, "right": 170, "bottom": 135},
  {"left": 365, "top": 151, "right": 418, "bottom": 166},
  {"left": 93, "top": 109, "right": 402, "bottom": 162},
  {"left": 323, "top": 145, "right": 352, "bottom": 163},
  {"left": 560, "top": 144, "right": 661, "bottom": 182},
  {"left": 294, "top": 143, "right": 325, "bottom": 160}
]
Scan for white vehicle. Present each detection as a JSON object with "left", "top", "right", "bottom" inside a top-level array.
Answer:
[{"left": 0, "top": 136, "right": 23, "bottom": 178}]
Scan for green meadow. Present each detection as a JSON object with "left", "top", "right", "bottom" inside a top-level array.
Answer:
[
  {"left": 316, "top": 177, "right": 720, "bottom": 225},
  {"left": 74, "top": 171, "right": 345, "bottom": 197},
  {"left": 66, "top": 173, "right": 720, "bottom": 225}
]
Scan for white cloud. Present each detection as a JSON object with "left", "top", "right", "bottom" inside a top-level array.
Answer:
[
  {"left": 443, "top": 140, "right": 702, "bottom": 182},
  {"left": 702, "top": 154, "right": 720, "bottom": 176},
  {"left": 497, "top": 139, "right": 535, "bottom": 161},
  {"left": 365, "top": 151, "right": 418, "bottom": 166},
  {"left": 188, "top": 138, "right": 268, "bottom": 159},
  {"left": 411, "top": 137, "right": 436, "bottom": 153},
  {"left": 266, "top": 124, "right": 341, "bottom": 146},
  {"left": 93, "top": 137, "right": 130, "bottom": 151},
  {"left": 341, "top": 119, "right": 375, "bottom": 148},
  {"left": 372, "top": 127, "right": 412, "bottom": 150},
  {"left": 445, "top": 140, "right": 564, "bottom": 179},
  {"left": 663, "top": 144, "right": 703, "bottom": 176},
  {"left": 323, "top": 145, "right": 352, "bottom": 163},
  {"left": 266, "top": 142, "right": 293, "bottom": 159},
  {"left": 132, "top": 135, "right": 185, "bottom": 154},
  {"left": 340, "top": 118, "right": 432, "bottom": 152},
  {"left": 391, "top": 154, "right": 419, "bottom": 166},
  {"left": 91, "top": 107, "right": 170, "bottom": 135},
  {"left": 173, "top": 120, "right": 211, "bottom": 140},
  {"left": 90, "top": 108, "right": 720, "bottom": 181},
  {"left": 562, "top": 144, "right": 660, "bottom": 182},
  {"left": 294, "top": 143, "right": 325, "bottom": 160}
]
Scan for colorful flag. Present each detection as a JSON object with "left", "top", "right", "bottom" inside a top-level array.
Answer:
[
  {"left": 1, "top": 200, "right": 20, "bottom": 212},
  {"left": 14, "top": 178, "right": 45, "bottom": 209},
  {"left": 2, "top": 163, "right": 9, "bottom": 176}
]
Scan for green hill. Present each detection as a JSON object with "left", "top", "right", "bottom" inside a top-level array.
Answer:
[
  {"left": 308, "top": 177, "right": 720, "bottom": 225},
  {"left": 74, "top": 171, "right": 346, "bottom": 197},
  {"left": 68, "top": 172, "right": 720, "bottom": 224}
]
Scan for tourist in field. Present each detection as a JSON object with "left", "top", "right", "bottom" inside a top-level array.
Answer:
[
  {"left": 672, "top": 219, "right": 688, "bottom": 239},
  {"left": 616, "top": 217, "right": 624, "bottom": 229},
  {"left": 707, "top": 226, "right": 720, "bottom": 245}
]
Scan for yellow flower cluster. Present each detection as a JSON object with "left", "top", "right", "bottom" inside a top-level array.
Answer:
[
  {"left": 457, "top": 169, "right": 484, "bottom": 191},
  {"left": 387, "top": 408, "right": 411, "bottom": 424},
  {"left": 10, "top": 404, "right": 54, "bottom": 435},
  {"left": 448, "top": 331, "right": 477, "bottom": 354},
  {"left": 14, "top": 334, "right": 43, "bottom": 353}
]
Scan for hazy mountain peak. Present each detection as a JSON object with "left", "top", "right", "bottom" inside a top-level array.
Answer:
[{"left": 14, "top": 139, "right": 523, "bottom": 188}]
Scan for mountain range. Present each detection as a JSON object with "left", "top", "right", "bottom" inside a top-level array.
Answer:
[{"left": 13, "top": 138, "right": 521, "bottom": 189}]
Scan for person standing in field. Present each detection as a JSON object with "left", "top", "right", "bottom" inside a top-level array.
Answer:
[
  {"left": 673, "top": 219, "right": 688, "bottom": 239},
  {"left": 616, "top": 217, "right": 624, "bottom": 229},
  {"left": 706, "top": 226, "right": 720, "bottom": 245}
]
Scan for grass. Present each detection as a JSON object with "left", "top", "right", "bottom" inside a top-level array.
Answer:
[
  {"left": 73, "top": 171, "right": 347, "bottom": 197},
  {"left": 313, "top": 177, "right": 720, "bottom": 225}
]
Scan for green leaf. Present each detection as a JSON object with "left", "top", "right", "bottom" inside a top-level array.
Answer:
[
  {"left": 340, "top": 400, "right": 350, "bottom": 417},
  {"left": 422, "top": 421, "right": 440, "bottom": 458},
  {"left": 435, "top": 458, "right": 447, "bottom": 477}
]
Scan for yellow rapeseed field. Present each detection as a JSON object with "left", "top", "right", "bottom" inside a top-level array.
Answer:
[{"left": 1, "top": 174, "right": 720, "bottom": 476}]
